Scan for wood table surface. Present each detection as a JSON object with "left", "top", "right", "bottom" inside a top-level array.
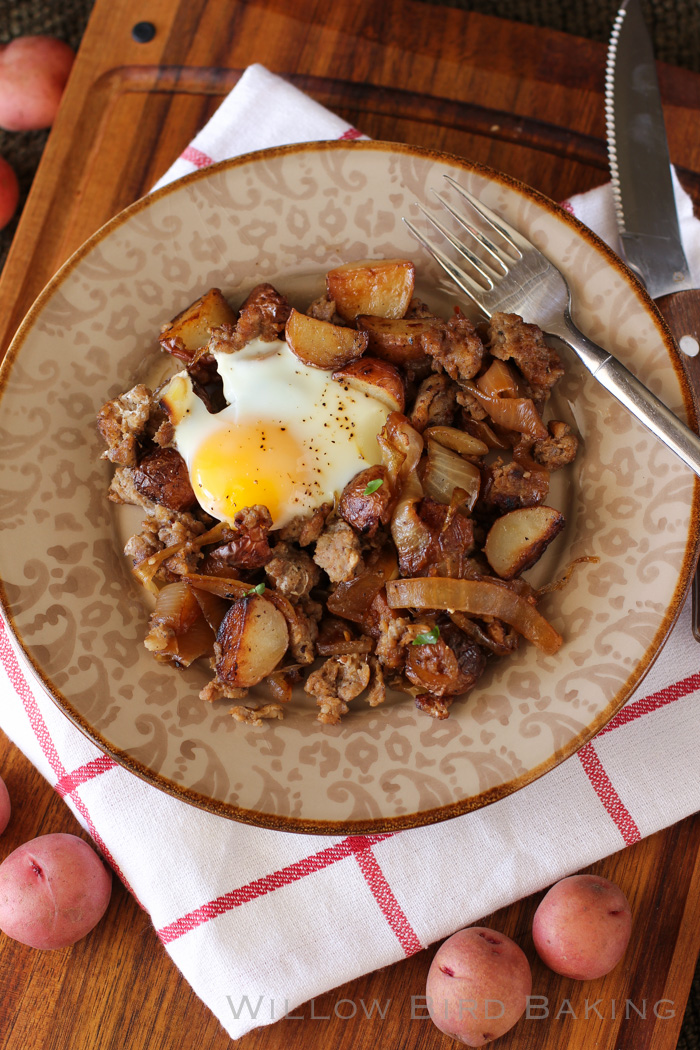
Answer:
[{"left": 0, "top": 1, "right": 698, "bottom": 1048}]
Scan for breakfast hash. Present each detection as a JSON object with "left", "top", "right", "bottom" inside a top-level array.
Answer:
[{"left": 97, "top": 258, "right": 579, "bottom": 726}]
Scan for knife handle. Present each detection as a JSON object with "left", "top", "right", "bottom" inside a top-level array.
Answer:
[{"left": 655, "top": 287, "right": 700, "bottom": 642}]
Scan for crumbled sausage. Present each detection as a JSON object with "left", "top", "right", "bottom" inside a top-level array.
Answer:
[
  {"left": 489, "top": 312, "right": 564, "bottom": 398},
  {"left": 97, "top": 384, "right": 153, "bottom": 466},
  {"left": 306, "top": 294, "right": 345, "bottom": 325},
  {"left": 421, "top": 314, "right": 485, "bottom": 384},
  {"left": 414, "top": 693, "right": 452, "bottom": 719},
  {"left": 531, "top": 421, "right": 579, "bottom": 470},
  {"left": 209, "top": 283, "right": 291, "bottom": 352},
  {"left": 265, "top": 541, "right": 321, "bottom": 600},
  {"left": 278, "top": 502, "right": 333, "bottom": 546},
  {"left": 304, "top": 654, "right": 371, "bottom": 724},
  {"left": 480, "top": 458, "right": 549, "bottom": 513},
  {"left": 229, "top": 703, "right": 285, "bottom": 725},
  {"left": 364, "top": 591, "right": 416, "bottom": 671},
  {"left": 313, "top": 519, "right": 364, "bottom": 583},
  {"left": 199, "top": 677, "right": 249, "bottom": 703},
  {"left": 365, "top": 656, "right": 386, "bottom": 707}
]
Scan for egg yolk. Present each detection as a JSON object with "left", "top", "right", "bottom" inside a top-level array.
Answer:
[{"left": 192, "top": 423, "right": 306, "bottom": 526}]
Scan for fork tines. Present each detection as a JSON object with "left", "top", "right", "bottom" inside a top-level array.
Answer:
[{"left": 404, "top": 175, "right": 525, "bottom": 314}]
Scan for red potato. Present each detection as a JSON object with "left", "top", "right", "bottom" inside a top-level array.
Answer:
[
  {"left": 327, "top": 258, "right": 415, "bottom": 320},
  {"left": 285, "top": 307, "right": 368, "bottom": 369},
  {"left": 0, "top": 156, "right": 19, "bottom": 230},
  {"left": 0, "top": 833, "right": 112, "bottom": 949},
  {"left": 427, "top": 926, "right": 532, "bottom": 1046},
  {"left": 532, "top": 873, "right": 632, "bottom": 980},
  {"left": 0, "top": 36, "right": 75, "bottom": 131},
  {"left": 0, "top": 774, "right": 10, "bottom": 834},
  {"left": 332, "top": 357, "right": 406, "bottom": 412}
]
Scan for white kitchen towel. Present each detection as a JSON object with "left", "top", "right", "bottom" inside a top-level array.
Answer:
[{"left": 1, "top": 63, "right": 699, "bottom": 1042}]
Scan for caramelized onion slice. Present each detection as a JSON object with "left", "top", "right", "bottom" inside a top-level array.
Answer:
[
  {"left": 144, "top": 580, "right": 215, "bottom": 666},
  {"left": 316, "top": 636, "right": 373, "bottom": 656},
  {"left": 424, "top": 425, "right": 489, "bottom": 457},
  {"left": 386, "top": 577, "right": 562, "bottom": 654},
  {"left": 182, "top": 573, "right": 250, "bottom": 600},
  {"left": 463, "top": 381, "right": 548, "bottom": 440},
  {"left": 191, "top": 586, "right": 230, "bottom": 632},
  {"left": 476, "top": 358, "right": 520, "bottom": 399},
  {"left": 422, "top": 439, "right": 480, "bottom": 510}
]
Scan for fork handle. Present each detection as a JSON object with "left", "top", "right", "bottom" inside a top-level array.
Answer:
[{"left": 550, "top": 312, "right": 700, "bottom": 478}]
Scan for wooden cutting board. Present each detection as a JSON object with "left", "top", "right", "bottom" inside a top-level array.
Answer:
[{"left": 0, "top": 1, "right": 698, "bottom": 1048}]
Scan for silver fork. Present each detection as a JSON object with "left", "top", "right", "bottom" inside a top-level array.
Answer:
[{"left": 404, "top": 175, "right": 700, "bottom": 479}]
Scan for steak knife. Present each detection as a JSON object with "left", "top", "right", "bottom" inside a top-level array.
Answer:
[{"left": 606, "top": 0, "right": 700, "bottom": 639}]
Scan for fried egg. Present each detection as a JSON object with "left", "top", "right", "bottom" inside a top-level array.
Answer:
[{"left": 160, "top": 337, "right": 390, "bottom": 528}]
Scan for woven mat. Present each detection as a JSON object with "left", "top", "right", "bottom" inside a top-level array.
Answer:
[{"left": 0, "top": 2, "right": 698, "bottom": 1047}]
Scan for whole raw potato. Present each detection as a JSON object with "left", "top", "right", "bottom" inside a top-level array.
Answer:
[
  {"left": 0, "top": 36, "right": 75, "bottom": 131},
  {"left": 532, "top": 874, "right": 632, "bottom": 980},
  {"left": 427, "top": 926, "right": 532, "bottom": 1046},
  {"left": 0, "top": 774, "right": 10, "bottom": 834},
  {"left": 0, "top": 833, "right": 112, "bottom": 949},
  {"left": 0, "top": 156, "right": 19, "bottom": 231}
]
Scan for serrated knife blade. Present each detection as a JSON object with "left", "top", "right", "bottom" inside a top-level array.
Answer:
[
  {"left": 606, "top": 0, "right": 700, "bottom": 640},
  {"left": 606, "top": 0, "right": 693, "bottom": 297}
]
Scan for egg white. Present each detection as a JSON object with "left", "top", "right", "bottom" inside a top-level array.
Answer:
[{"left": 161, "top": 337, "right": 390, "bottom": 528}]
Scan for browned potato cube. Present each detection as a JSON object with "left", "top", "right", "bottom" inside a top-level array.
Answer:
[
  {"left": 332, "top": 357, "right": 405, "bottom": 412},
  {"left": 484, "top": 505, "right": 565, "bottom": 579},
  {"left": 356, "top": 314, "right": 439, "bottom": 368},
  {"left": 327, "top": 259, "right": 415, "bottom": 320},
  {"left": 215, "top": 594, "right": 289, "bottom": 688},
  {"left": 160, "top": 288, "right": 236, "bottom": 353},
  {"left": 285, "top": 308, "right": 368, "bottom": 369}
]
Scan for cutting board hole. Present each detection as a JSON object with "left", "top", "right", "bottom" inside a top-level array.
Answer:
[
  {"left": 132, "top": 22, "right": 156, "bottom": 44},
  {"left": 679, "top": 335, "right": 699, "bottom": 357}
]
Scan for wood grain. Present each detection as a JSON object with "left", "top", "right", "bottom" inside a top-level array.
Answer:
[{"left": 0, "top": 1, "right": 698, "bottom": 1049}]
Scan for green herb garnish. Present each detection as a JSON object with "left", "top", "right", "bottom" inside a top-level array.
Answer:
[
  {"left": 363, "top": 478, "right": 384, "bottom": 495},
  {"left": 246, "top": 582, "right": 266, "bottom": 596},
  {"left": 412, "top": 625, "right": 440, "bottom": 645}
]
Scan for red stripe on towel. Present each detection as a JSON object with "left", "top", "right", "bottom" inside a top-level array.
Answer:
[
  {"left": 181, "top": 145, "right": 214, "bottom": 168},
  {"left": 0, "top": 620, "right": 65, "bottom": 779},
  {"left": 596, "top": 671, "right": 700, "bottom": 737},
  {"left": 56, "top": 754, "right": 117, "bottom": 797},
  {"left": 157, "top": 834, "right": 393, "bottom": 944},
  {"left": 353, "top": 845, "right": 423, "bottom": 955},
  {"left": 578, "top": 743, "right": 641, "bottom": 845},
  {"left": 0, "top": 619, "right": 136, "bottom": 896}
]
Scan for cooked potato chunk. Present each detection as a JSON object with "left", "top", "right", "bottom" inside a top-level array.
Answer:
[
  {"left": 160, "top": 288, "right": 236, "bottom": 353},
  {"left": 327, "top": 259, "right": 415, "bottom": 320},
  {"left": 484, "top": 505, "right": 565, "bottom": 579},
  {"left": 215, "top": 594, "right": 289, "bottom": 687},
  {"left": 285, "top": 308, "right": 368, "bottom": 369},
  {"left": 332, "top": 357, "right": 405, "bottom": 412},
  {"left": 356, "top": 314, "right": 438, "bottom": 368}
]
